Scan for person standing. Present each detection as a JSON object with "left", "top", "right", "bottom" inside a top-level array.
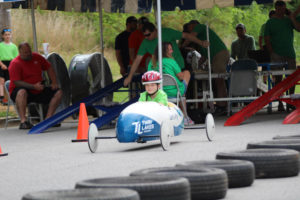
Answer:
[
  {"left": 259, "top": 10, "right": 276, "bottom": 50},
  {"left": 292, "top": 5, "right": 300, "bottom": 31},
  {"left": 0, "top": 28, "right": 18, "bottom": 105},
  {"left": 231, "top": 23, "right": 256, "bottom": 60},
  {"left": 192, "top": 23, "right": 229, "bottom": 112},
  {"left": 264, "top": 0, "right": 300, "bottom": 111},
  {"left": 124, "top": 22, "right": 209, "bottom": 86},
  {"left": 115, "top": 16, "right": 137, "bottom": 77},
  {"left": 128, "top": 16, "right": 151, "bottom": 74}
]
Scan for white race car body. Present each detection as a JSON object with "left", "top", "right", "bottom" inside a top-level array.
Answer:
[{"left": 116, "top": 102, "right": 184, "bottom": 143}]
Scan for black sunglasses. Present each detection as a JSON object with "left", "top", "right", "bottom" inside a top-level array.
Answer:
[{"left": 144, "top": 32, "right": 151, "bottom": 37}]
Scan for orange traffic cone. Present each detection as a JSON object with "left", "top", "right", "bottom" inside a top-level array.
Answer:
[
  {"left": 0, "top": 145, "right": 8, "bottom": 157},
  {"left": 71, "top": 103, "right": 89, "bottom": 142}
]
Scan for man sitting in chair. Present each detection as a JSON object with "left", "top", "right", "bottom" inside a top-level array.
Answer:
[{"left": 8, "top": 42, "right": 63, "bottom": 129}]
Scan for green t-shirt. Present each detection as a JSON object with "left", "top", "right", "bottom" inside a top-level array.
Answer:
[
  {"left": 192, "top": 24, "right": 227, "bottom": 60},
  {"left": 148, "top": 57, "right": 185, "bottom": 97},
  {"left": 231, "top": 34, "right": 256, "bottom": 59},
  {"left": 139, "top": 89, "right": 168, "bottom": 106},
  {"left": 259, "top": 23, "right": 266, "bottom": 47},
  {"left": 0, "top": 42, "right": 18, "bottom": 61},
  {"left": 264, "top": 17, "right": 295, "bottom": 58},
  {"left": 138, "top": 28, "right": 185, "bottom": 69}
]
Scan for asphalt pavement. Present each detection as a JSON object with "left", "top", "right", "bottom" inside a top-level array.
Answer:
[{"left": 0, "top": 111, "right": 300, "bottom": 200}]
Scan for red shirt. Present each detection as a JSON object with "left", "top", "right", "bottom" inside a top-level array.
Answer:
[
  {"left": 128, "top": 30, "right": 151, "bottom": 69},
  {"left": 9, "top": 52, "right": 51, "bottom": 94}
]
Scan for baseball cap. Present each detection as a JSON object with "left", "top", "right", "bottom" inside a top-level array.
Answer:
[
  {"left": 126, "top": 16, "right": 137, "bottom": 24},
  {"left": 235, "top": 23, "right": 245, "bottom": 30},
  {"left": 138, "top": 17, "right": 149, "bottom": 25}
]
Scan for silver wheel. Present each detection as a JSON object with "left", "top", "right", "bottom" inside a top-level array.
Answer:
[
  {"left": 160, "top": 121, "right": 172, "bottom": 151},
  {"left": 205, "top": 113, "right": 215, "bottom": 141},
  {"left": 88, "top": 123, "right": 98, "bottom": 153}
]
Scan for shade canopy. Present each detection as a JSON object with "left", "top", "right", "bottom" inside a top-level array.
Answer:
[{"left": 1, "top": 0, "right": 289, "bottom": 13}]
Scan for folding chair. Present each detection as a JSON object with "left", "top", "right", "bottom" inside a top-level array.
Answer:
[
  {"left": 162, "top": 74, "right": 188, "bottom": 117},
  {"left": 4, "top": 80, "right": 44, "bottom": 129},
  {"left": 227, "top": 59, "right": 258, "bottom": 116}
]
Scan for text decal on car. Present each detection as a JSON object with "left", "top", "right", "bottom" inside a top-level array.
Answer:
[{"left": 132, "top": 120, "right": 154, "bottom": 134}]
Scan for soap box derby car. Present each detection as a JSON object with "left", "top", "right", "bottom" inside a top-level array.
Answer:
[{"left": 88, "top": 101, "right": 215, "bottom": 153}]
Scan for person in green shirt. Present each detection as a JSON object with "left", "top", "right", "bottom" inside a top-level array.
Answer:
[
  {"left": 148, "top": 42, "right": 194, "bottom": 125},
  {"left": 264, "top": 1, "right": 300, "bottom": 111},
  {"left": 139, "top": 71, "right": 168, "bottom": 106},
  {"left": 148, "top": 42, "right": 189, "bottom": 98},
  {"left": 124, "top": 22, "right": 209, "bottom": 87},
  {"left": 259, "top": 10, "right": 275, "bottom": 50},
  {"left": 231, "top": 23, "right": 256, "bottom": 60},
  {"left": 0, "top": 28, "right": 18, "bottom": 105},
  {"left": 292, "top": 5, "right": 300, "bottom": 31},
  {"left": 192, "top": 23, "right": 229, "bottom": 111}
]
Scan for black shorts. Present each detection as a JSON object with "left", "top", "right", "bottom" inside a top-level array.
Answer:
[
  {"left": 10, "top": 87, "right": 59, "bottom": 104},
  {"left": 0, "top": 60, "right": 10, "bottom": 81}
]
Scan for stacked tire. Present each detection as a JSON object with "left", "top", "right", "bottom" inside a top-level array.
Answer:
[
  {"left": 216, "top": 149, "right": 299, "bottom": 178},
  {"left": 176, "top": 160, "right": 255, "bottom": 188},
  {"left": 129, "top": 167, "right": 228, "bottom": 200},
  {"left": 69, "top": 53, "right": 113, "bottom": 117},
  {"left": 75, "top": 176, "right": 191, "bottom": 200},
  {"left": 47, "top": 53, "right": 71, "bottom": 113},
  {"left": 22, "top": 188, "right": 140, "bottom": 200}
]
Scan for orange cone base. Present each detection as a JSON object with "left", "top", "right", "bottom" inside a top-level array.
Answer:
[
  {"left": 71, "top": 139, "right": 88, "bottom": 142},
  {"left": 0, "top": 152, "right": 8, "bottom": 157}
]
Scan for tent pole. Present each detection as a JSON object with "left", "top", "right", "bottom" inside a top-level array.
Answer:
[
  {"left": 30, "top": 0, "right": 38, "bottom": 52},
  {"left": 206, "top": 24, "right": 213, "bottom": 100},
  {"left": 98, "top": 0, "right": 105, "bottom": 87},
  {"left": 156, "top": 0, "right": 163, "bottom": 87}
]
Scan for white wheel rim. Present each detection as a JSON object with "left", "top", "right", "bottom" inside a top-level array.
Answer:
[
  {"left": 160, "top": 121, "right": 171, "bottom": 151},
  {"left": 88, "top": 123, "right": 98, "bottom": 153},
  {"left": 205, "top": 113, "right": 215, "bottom": 141}
]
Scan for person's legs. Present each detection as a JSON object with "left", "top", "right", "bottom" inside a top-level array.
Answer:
[
  {"left": 180, "top": 79, "right": 194, "bottom": 125},
  {"left": 182, "top": 70, "right": 191, "bottom": 85},
  {"left": 212, "top": 50, "right": 229, "bottom": 108},
  {"left": 0, "top": 67, "right": 5, "bottom": 100},
  {"left": 286, "top": 57, "right": 296, "bottom": 95},
  {"left": 286, "top": 57, "right": 297, "bottom": 111},
  {"left": 270, "top": 52, "right": 287, "bottom": 111},
  {"left": 45, "top": 89, "right": 63, "bottom": 119},
  {"left": 0, "top": 77, "right": 4, "bottom": 100},
  {"left": 14, "top": 89, "right": 28, "bottom": 123}
]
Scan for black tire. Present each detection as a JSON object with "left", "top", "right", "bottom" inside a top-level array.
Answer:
[
  {"left": 273, "top": 134, "right": 300, "bottom": 140},
  {"left": 130, "top": 167, "right": 227, "bottom": 200},
  {"left": 75, "top": 176, "right": 190, "bottom": 200},
  {"left": 216, "top": 149, "right": 299, "bottom": 178},
  {"left": 176, "top": 159, "right": 255, "bottom": 188},
  {"left": 47, "top": 53, "right": 71, "bottom": 112},
  {"left": 22, "top": 188, "right": 140, "bottom": 200},
  {"left": 247, "top": 139, "right": 300, "bottom": 152},
  {"left": 69, "top": 53, "right": 113, "bottom": 117}
]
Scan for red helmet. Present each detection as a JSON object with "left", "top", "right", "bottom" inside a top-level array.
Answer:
[{"left": 142, "top": 71, "right": 162, "bottom": 85}]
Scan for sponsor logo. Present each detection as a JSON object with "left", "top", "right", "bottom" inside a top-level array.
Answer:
[{"left": 132, "top": 120, "right": 154, "bottom": 134}]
